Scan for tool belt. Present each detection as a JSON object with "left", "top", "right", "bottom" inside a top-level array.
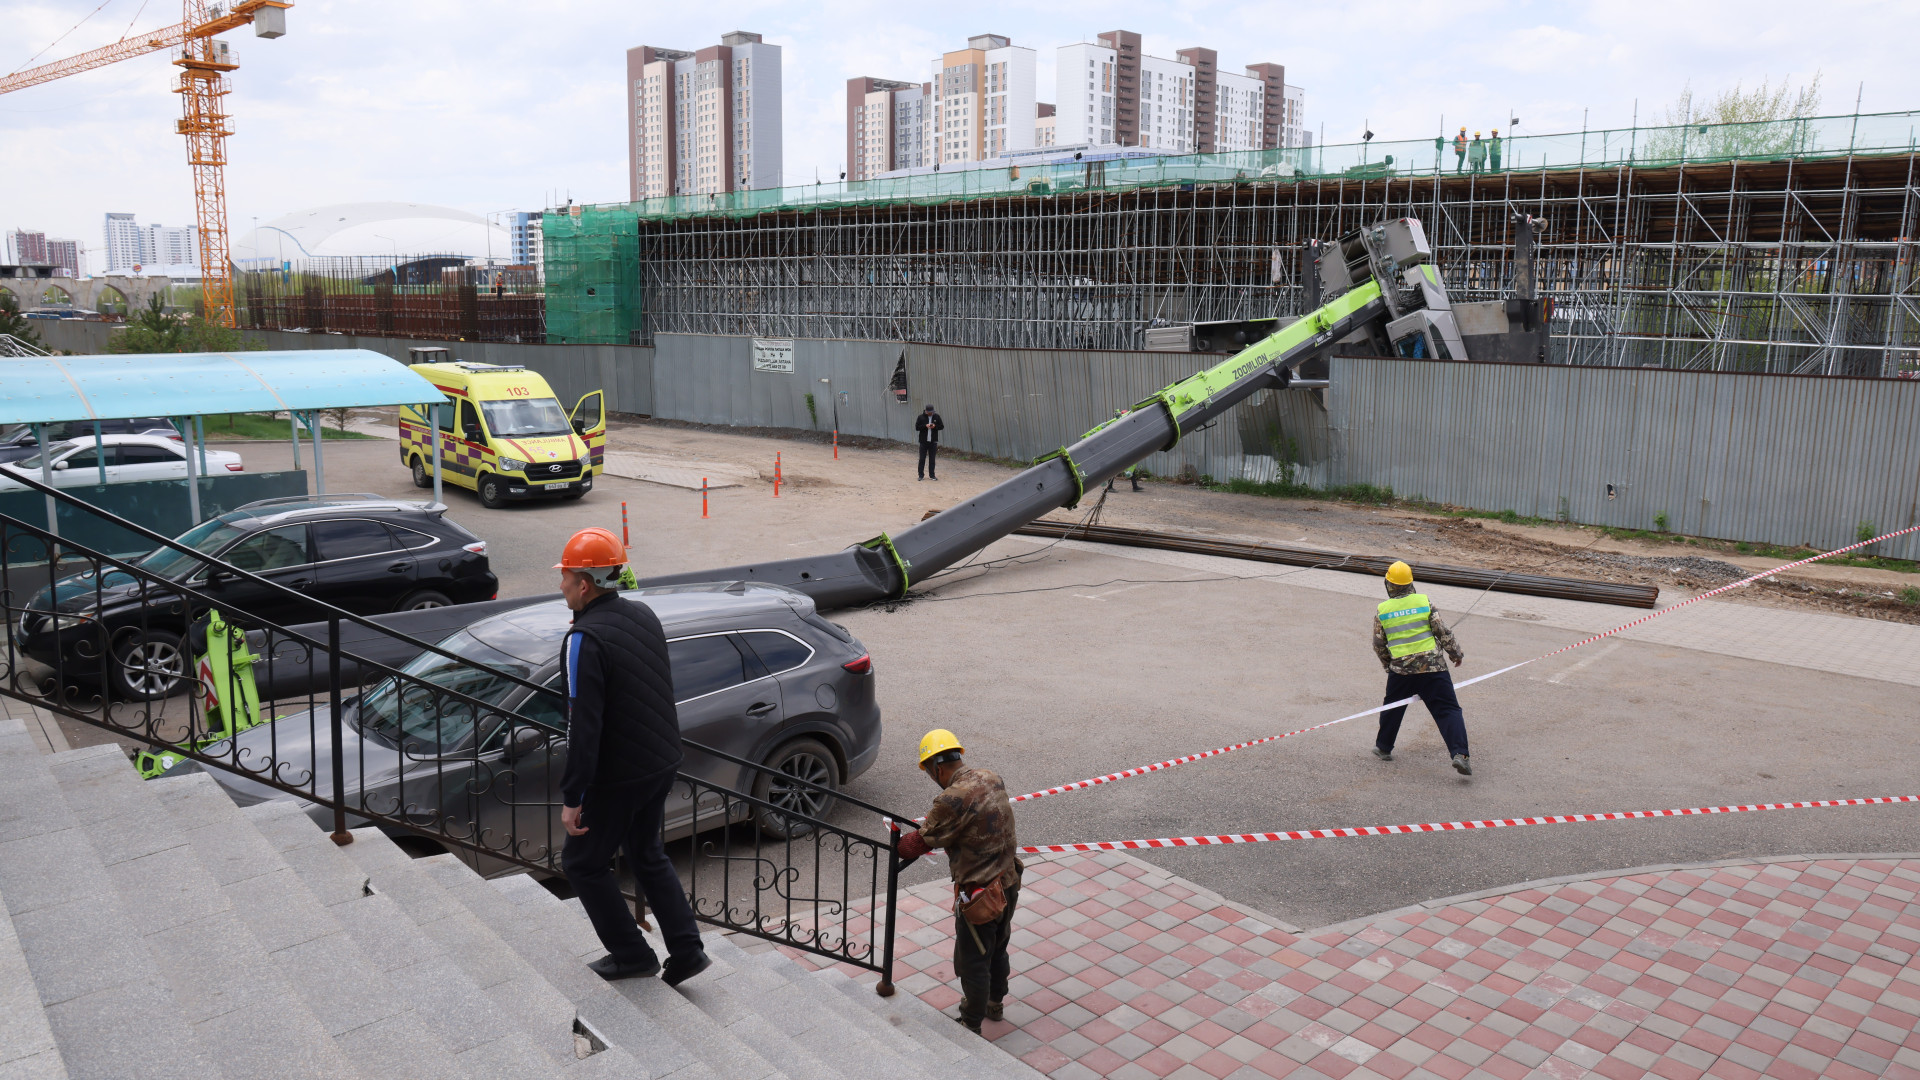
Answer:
[{"left": 955, "top": 878, "right": 1008, "bottom": 925}]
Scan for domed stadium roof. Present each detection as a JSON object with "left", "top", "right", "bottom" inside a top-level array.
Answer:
[{"left": 233, "top": 202, "right": 512, "bottom": 266}]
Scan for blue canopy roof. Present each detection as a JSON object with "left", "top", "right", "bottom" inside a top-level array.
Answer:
[{"left": 0, "top": 350, "right": 447, "bottom": 425}]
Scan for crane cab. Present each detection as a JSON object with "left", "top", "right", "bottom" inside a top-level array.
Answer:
[{"left": 398, "top": 360, "right": 607, "bottom": 509}]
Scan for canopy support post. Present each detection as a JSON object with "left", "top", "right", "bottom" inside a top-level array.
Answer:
[
  {"left": 93, "top": 423, "right": 106, "bottom": 484},
  {"left": 289, "top": 412, "right": 302, "bottom": 479},
  {"left": 307, "top": 411, "right": 327, "bottom": 495},
  {"left": 430, "top": 403, "right": 443, "bottom": 506},
  {"left": 33, "top": 423, "right": 57, "bottom": 551},
  {"left": 182, "top": 415, "right": 201, "bottom": 526}
]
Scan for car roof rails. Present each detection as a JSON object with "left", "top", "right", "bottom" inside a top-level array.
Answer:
[
  {"left": 235, "top": 492, "right": 392, "bottom": 510},
  {"left": 453, "top": 362, "right": 527, "bottom": 372}
]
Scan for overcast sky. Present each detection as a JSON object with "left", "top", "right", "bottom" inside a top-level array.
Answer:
[{"left": 3, "top": 0, "right": 1915, "bottom": 263}]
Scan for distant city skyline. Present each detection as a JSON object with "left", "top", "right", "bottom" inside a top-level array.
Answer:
[{"left": 3, "top": 0, "right": 1905, "bottom": 243}]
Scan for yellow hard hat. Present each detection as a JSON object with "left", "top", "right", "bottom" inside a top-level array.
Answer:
[
  {"left": 918, "top": 728, "right": 964, "bottom": 765},
  {"left": 1386, "top": 561, "right": 1414, "bottom": 586}
]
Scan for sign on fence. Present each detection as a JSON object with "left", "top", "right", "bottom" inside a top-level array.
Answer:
[{"left": 751, "top": 338, "right": 795, "bottom": 373}]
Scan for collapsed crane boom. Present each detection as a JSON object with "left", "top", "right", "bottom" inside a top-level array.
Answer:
[{"left": 637, "top": 218, "right": 1457, "bottom": 610}]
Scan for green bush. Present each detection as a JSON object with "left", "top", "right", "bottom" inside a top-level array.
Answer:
[
  {"left": 1655, "top": 511, "right": 1670, "bottom": 532},
  {"left": 1857, "top": 520, "right": 1876, "bottom": 544},
  {"left": 109, "top": 294, "right": 259, "bottom": 354},
  {"left": 804, "top": 393, "right": 818, "bottom": 430}
]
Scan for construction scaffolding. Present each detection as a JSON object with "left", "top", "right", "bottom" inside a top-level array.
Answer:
[
  {"left": 240, "top": 257, "right": 543, "bottom": 343},
  {"left": 545, "top": 111, "right": 1920, "bottom": 375}
]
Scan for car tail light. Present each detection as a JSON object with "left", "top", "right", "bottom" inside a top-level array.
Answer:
[
  {"left": 463, "top": 541, "right": 487, "bottom": 555},
  {"left": 224, "top": 463, "right": 244, "bottom": 472},
  {"left": 842, "top": 654, "right": 872, "bottom": 675}
]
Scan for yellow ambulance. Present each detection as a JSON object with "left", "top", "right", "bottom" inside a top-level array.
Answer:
[{"left": 397, "top": 356, "right": 607, "bottom": 509}]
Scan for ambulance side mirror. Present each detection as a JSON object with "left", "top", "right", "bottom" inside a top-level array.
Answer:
[{"left": 572, "top": 418, "right": 587, "bottom": 436}]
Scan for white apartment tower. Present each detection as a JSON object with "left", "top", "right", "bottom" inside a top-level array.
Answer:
[
  {"left": 104, "top": 213, "right": 144, "bottom": 271},
  {"left": 930, "top": 35, "right": 1036, "bottom": 164},
  {"left": 1056, "top": 35, "right": 1305, "bottom": 154},
  {"left": 846, "top": 77, "right": 930, "bottom": 181},
  {"left": 627, "top": 32, "right": 782, "bottom": 201}
]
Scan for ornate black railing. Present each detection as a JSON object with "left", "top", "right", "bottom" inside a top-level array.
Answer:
[{"left": 0, "top": 474, "right": 911, "bottom": 991}]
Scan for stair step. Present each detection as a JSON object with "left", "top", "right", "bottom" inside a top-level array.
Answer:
[
  {"left": 701, "top": 934, "right": 949, "bottom": 1080},
  {"left": 0, "top": 720, "right": 226, "bottom": 1080},
  {"left": 0, "top": 728, "right": 67, "bottom": 1080},
  {"left": 330, "top": 832, "right": 646, "bottom": 1078},
  {"left": 44, "top": 745, "right": 363, "bottom": 1080},
  {"left": 474, "top": 868, "right": 802, "bottom": 1080}
]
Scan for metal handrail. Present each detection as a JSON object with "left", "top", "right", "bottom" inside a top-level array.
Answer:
[{"left": 0, "top": 494, "right": 908, "bottom": 990}]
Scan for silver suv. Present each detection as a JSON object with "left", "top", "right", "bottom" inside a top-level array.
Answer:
[{"left": 188, "top": 582, "right": 881, "bottom": 873}]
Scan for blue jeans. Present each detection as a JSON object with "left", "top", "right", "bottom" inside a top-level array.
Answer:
[{"left": 1376, "top": 670, "right": 1469, "bottom": 757}]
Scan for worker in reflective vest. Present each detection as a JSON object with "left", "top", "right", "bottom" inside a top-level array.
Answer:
[
  {"left": 1371, "top": 561, "right": 1472, "bottom": 775},
  {"left": 1453, "top": 128, "right": 1468, "bottom": 172}
]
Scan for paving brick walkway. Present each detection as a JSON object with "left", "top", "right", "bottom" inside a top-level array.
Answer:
[{"left": 784, "top": 851, "right": 1920, "bottom": 1080}]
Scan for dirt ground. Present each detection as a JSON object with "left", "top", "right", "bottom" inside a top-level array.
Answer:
[{"left": 606, "top": 414, "right": 1920, "bottom": 625}]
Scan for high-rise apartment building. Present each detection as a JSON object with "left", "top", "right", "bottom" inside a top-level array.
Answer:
[
  {"left": 930, "top": 34, "right": 1036, "bottom": 165},
  {"left": 146, "top": 224, "right": 199, "bottom": 267},
  {"left": 45, "top": 239, "right": 82, "bottom": 277},
  {"left": 5, "top": 230, "right": 49, "bottom": 265},
  {"left": 1035, "top": 103, "right": 1056, "bottom": 147},
  {"left": 509, "top": 211, "right": 544, "bottom": 275},
  {"left": 104, "top": 213, "right": 144, "bottom": 271},
  {"left": 1056, "top": 37, "right": 1305, "bottom": 154},
  {"left": 626, "top": 31, "right": 782, "bottom": 201},
  {"left": 846, "top": 77, "right": 931, "bottom": 181}
]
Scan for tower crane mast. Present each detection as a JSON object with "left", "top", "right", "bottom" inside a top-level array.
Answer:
[{"left": 0, "top": 1, "right": 292, "bottom": 328}]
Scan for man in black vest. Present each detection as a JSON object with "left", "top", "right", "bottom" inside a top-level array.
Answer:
[
  {"left": 915, "top": 403, "right": 944, "bottom": 481},
  {"left": 555, "top": 527, "right": 710, "bottom": 985}
]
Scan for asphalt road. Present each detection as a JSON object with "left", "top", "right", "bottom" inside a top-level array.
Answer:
[{"left": 103, "top": 437, "right": 1920, "bottom": 931}]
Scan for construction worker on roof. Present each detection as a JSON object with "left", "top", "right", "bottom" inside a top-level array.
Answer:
[
  {"left": 1453, "top": 127, "right": 1468, "bottom": 172},
  {"left": 895, "top": 729, "right": 1022, "bottom": 1033},
  {"left": 1371, "top": 561, "right": 1473, "bottom": 776},
  {"left": 1468, "top": 132, "right": 1487, "bottom": 174},
  {"left": 554, "top": 527, "right": 711, "bottom": 987},
  {"left": 1488, "top": 127, "right": 1503, "bottom": 171}
]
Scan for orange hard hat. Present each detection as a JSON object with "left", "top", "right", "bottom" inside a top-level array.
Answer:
[{"left": 555, "top": 527, "right": 626, "bottom": 570}]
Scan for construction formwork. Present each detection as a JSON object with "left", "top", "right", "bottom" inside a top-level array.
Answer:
[
  {"left": 239, "top": 258, "right": 544, "bottom": 343},
  {"left": 545, "top": 112, "right": 1920, "bottom": 375}
]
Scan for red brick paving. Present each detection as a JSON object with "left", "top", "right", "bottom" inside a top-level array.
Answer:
[{"left": 787, "top": 853, "right": 1920, "bottom": 1079}]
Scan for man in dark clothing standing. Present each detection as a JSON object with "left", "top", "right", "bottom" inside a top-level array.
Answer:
[
  {"left": 1371, "top": 560, "right": 1472, "bottom": 776},
  {"left": 915, "top": 403, "right": 944, "bottom": 481},
  {"left": 554, "top": 527, "right": 710, "bottom": 985},
  {"left": 896, "top": 729, "right": 1021, "bottom": 1033}
]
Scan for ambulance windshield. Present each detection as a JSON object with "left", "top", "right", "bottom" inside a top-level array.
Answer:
[{"left": 480, "top": 398, "right": 571, "bottom": 437}]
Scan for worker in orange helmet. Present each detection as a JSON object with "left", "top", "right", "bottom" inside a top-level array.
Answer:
[{"left": 553, "top": 527, "right": 710, "bottom": 986}]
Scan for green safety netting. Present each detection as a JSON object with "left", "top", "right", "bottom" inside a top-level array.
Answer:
[{"left": 543, "top": 110, "right": 1920, "bottom": 344}]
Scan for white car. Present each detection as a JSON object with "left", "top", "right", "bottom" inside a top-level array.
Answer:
[{"left": 0, "top": 434, "right": 244, "bottom": 491}]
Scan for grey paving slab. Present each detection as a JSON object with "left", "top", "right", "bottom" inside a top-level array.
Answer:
[
  {"left": 0, "top": 878, "right": 63, "bottom": 1077},
  {"left": 46, "top": 748, "right": 360, "bottom": 1080}
]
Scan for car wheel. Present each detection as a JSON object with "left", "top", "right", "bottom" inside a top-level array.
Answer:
[
  {"left": 478, "top": 473, "right": 505, "bottom": 509},
  {"left": 410, "top": 456, "right": 432, "bottom": 488},
  {"left": 752, "top": 738, "right": 839, "bottom": 839},
  {"left": 395, "top": 589, "right": 452, "bottom": 611},
  {"left": 111, "top": 629, "right": 189, "bottom": 702}
]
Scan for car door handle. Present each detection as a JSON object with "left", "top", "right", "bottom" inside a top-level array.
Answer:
[
  {"left": 289, "top": 578, "right": 312, "bottom": 590},
  {"left": 746, "top": 702, "right": 777, "bottom": 717},
  {"left": 387, "top": 562, "right": 409, "bottom": 573}
]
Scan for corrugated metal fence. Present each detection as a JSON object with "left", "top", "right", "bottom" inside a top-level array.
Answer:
[
  {"left": 31, "top": 320, "right": 1918, "bottom": 559},
  {"left": 1325, "top": 358, "right": 1920, "bottom": 560}
]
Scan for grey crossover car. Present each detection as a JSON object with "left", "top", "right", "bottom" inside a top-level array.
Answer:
[{"left": 185, "top": 581, "right": 880, "bottom": 874}]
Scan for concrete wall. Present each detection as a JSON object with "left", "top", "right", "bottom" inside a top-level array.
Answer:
[{"left": 28, "top": 321, "right": 1918, "bottom": 559}]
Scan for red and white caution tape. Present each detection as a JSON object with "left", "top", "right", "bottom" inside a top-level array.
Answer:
[
  {"left": 1011, "top": 524, "right": 1920, "bottom": 805},
  {"left": 1015, "top": 794, "right": 1920, "bottom": 854}
]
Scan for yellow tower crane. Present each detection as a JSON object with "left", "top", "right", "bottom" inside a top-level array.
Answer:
[{"left": 0, "top": 1, "right": 294, "bottom": 328}]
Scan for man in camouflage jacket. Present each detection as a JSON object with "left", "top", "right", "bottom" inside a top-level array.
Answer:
[
  {"left": 897, "top": 730, "right": 1022, "bottom": 1032},
  {"left": 1372, "top": 563, "right": 1473, "bottom": 775}
]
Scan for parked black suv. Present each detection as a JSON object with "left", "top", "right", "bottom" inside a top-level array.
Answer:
[
  {"left": 20, "top": 494, "right": 498, "bottom": 700},
  {"left": 0, "top": 418, "right": 180, "bottom": 465}
]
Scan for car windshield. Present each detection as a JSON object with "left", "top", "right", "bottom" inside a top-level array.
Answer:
[
  {"left": 480, "top": 398, "right": 571, "bottom": 438},
  {"left": 356, "top": 630, "right": 537, "bottom": 754},
  {"left": 136, "top": 519, "right": 246, "bottom": 580},
  {"left": 0, "top": 424, "right": 30, "bottom": 444},
  {"left": 6, "top": 445, "right": 67, "bottom": 471}
]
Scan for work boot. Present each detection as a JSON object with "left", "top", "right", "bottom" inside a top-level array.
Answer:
[
  {"left": 956, "top": 994, "right": 987, "bottom": 1033},
  {"left": 1130, "top": 476, "right": 1142, "bottom": 492},
  {"left": 986, "top": 999, "right": 1005, "bottom": 1022},
  {"left": 662, "top": 948, "right": 711, "bottom": 988},
  {"left": 1105, "top": 479, "right": 1116, "bottom": 493},
  {"left": 588, "top": 953, "right": 660, "bottom": 981},
  {"left": 1452, "top": 754, "right": 1472, "bottom": 776},
  {"left": 1371, "top": 746, "right": 1393, "bottom": 762}
]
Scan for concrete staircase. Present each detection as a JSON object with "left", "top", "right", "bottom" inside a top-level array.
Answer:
[{"left": 0, "top": 719, "right": 1042, "bottom": 1080}]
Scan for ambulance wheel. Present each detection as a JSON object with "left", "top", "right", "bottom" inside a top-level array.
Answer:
[
  {"left": 478, "top": 473, "right": 506, "bottom": 509},
  {"left": 410, "top": 456, "right": 432, "bottom": 488}
]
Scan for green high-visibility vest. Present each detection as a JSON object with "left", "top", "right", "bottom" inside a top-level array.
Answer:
[{"left": 1378, "top": 593, "right": 1439, "bottom": 658}]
